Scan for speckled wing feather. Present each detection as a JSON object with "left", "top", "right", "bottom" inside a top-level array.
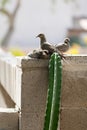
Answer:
[
  {"left": 56, "top": 43, "right": 70, "bottom": 52},
  {"left": 57, "top": 43, "right": 69, "bottom": 52},
  {"left": 41, "top": 42, "right": 56, "bottom": 53}
]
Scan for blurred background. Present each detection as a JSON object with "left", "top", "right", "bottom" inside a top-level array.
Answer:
[{"left": 0, "top": 0, "right": 87, "bottom": 56}]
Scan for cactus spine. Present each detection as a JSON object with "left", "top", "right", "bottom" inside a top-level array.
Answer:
[{"left": 43, "top": 53, "right": 62, "bottom": 130}]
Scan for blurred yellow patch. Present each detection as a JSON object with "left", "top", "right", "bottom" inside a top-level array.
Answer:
[
  {"left": 83, "top": 37, "right": 87, "bottom": 44},
  {"left": 67, "top": 44, "right": 80, "bottom": 54},
  {"left": 9, "top": 48, "right": 26, "bottom": 56}
]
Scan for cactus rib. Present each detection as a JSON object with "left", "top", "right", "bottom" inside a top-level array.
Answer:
[{"left": 43, "top": 53, "right": 62, "bottom": 130}]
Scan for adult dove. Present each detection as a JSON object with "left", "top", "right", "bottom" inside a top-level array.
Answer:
[
  {"left": 36, "top": 33, "right": 58, "bottom": 54},
  {"left": 55, "top": 38, "right": 70, "bottom": 54}
]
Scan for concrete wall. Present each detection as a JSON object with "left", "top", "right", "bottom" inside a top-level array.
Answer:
[
  {"left": 16, "top": 55, "right": 87, "bottom": 130},
  {"left": 0, "top": 55, "right": 87, "bottom": 130},
  {"left": 17, "top": 57, "right": 49, "bottom": 130},
  {"left": 61, "top": 56, "right": 87, "bottom": 130}
]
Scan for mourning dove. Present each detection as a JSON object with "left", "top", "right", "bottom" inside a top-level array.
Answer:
[
  {"left": 36, "top": 33, "right": 57, "bottom": 54},
  {"left": 55, "top": 38, "right": 70, "bottom": 53}
]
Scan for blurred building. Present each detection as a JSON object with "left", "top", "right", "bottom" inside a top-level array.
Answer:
[{"left": 67, "top": 16, "right": 87, "bottom": 46}]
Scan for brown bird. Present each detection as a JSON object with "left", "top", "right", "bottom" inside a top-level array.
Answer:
[
  {"left": 36, "top": 33, "right": 58, "bottom": 54},
  {"left": 55, "top": 38, "right": 70, "bottom": 54}
]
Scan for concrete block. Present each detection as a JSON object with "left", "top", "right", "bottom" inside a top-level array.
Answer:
[
  {"left": 61, "top": 56, "right": 87, "bottom": 107},
  {"left": 16, "top": 56, "right": 49, "bottom": 68},
  {"left": 60, "top": 108, "right": 87, "bottom": 130},
  {"left": 21, "top": 69, "right": 48, "bottom": 110},
  {"left": 21, "top": 68, "right": 48, "bottom": 130},
  {"left": 21, "top": 112, "right": 45, "bottom": 130},
  {"left": 0, "top": 108, "right": 18, "bottom": 130}
]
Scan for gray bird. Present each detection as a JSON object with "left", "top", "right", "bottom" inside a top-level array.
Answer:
[
  {"left": 55, "top": 38, "right": 70, "bottom": 54},
  {"left": 36, "top": 33, "right": 58, "bottom": 54},
  {"left": 28, "top": 49, "right": 50, "bottom": 59}
]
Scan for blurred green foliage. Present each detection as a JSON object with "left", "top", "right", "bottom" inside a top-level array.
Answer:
[{"left": 0, "top": 0, "right": 10, "bottom": 7}]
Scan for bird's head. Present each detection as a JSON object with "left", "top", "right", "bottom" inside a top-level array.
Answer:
[
  {"left": 64, "top": 38, "right": 70, "bottom": 43},
  {"left": 36, "top": 33, "right": 46, "bottom": 44},
  {"left": 36, "top": 33, "right": 45, "bottom": 38}
]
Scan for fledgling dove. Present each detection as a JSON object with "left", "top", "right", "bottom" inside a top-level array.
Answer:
[{"left": 28, "top": 49, "right": 50, "bottom": 59}]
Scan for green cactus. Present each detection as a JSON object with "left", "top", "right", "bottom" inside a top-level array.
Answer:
[
  {"left": 43, "top": 53, "right": 62, "bottom": 130},
  {"left": 43, "top": 53, "right": 55, "bottom": 130}
]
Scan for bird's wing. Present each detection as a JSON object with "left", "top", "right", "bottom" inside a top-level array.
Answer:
[
  {"left": 55, "top": 42, "right": 64, "bottom": 47},
  {"left": 56, "top": 43, "right": 69, "bottom": 52},
  {"left": 56, "top": 43, "right": 64, "bottom": 50},
  {"left": 45, "top": 41, "right": 52, "bottom": 45},
  {"left": 41, "top": 42, "right": 56, "bottom": 53}
]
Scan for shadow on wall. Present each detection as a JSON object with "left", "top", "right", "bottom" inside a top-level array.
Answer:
[{"left": 0, "top": 84, "right": 15, "bottom": 108}]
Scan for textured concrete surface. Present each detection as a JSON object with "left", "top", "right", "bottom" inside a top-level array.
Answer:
[
  {"left": 61, "top": 56, "right": 87, "bottom": 130},
  {"left": 21, "top": 64, "right": 48, "bottom": 130},
  {"left": 61, "top": 56, "right": 87, "bottom": 108},
  {"left": 0, "top": 109, "right": 18, "bottom": 130},
  {"left": 60, "top": 108, "right": 87, "bottom": 130},
  {"left": 17, "top": 55, "right": 87, "bottom": 130}
]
